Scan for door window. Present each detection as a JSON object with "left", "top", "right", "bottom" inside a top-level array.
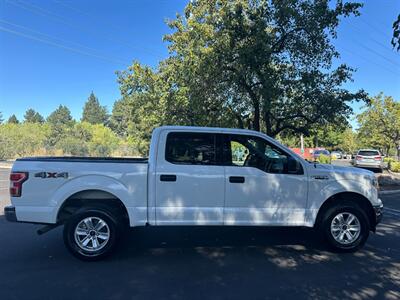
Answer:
[
  {"left": 165, "top": 132, "right": 217, "bottom": 165},
  {"left": 224, "top": 134, "right": 303, "bottom": 174}
]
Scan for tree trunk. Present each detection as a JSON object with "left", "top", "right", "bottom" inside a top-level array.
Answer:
[
  {"left": 253, "top": 100, "right": 260, "bottom": 131},
  {"left": 314, "top": 136, "right": 319, "bottom": 148},
  {"left": 236, "top": 115, "right": 244, "bottom": 129},
  {"left": 264, "top": 111, "right": 273, "bottom": 137}
]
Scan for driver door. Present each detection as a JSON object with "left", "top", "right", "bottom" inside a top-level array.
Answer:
[{"left": 223, "top": 134, "right": 308, "bottom": 226}]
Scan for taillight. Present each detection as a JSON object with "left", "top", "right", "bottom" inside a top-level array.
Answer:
[
  {"left": 356, "top": 155, "right": 362, "bottom": 160},
  {"left": 9, "top": 172, "right": 29, "bottom": 197},
  {"left": 374, "top": 156, "right": 381, "bottom": 161}
]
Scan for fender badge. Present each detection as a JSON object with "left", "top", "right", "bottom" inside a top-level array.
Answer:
[{"left": 35, "top": 172, "right": 68, "bottom": 179}]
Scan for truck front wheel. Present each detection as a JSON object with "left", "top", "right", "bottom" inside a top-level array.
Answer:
[
  {"left": 320, "top": 203, "right": 370, "bottom": 252},
  {"left": 63, "top": 208, "right": 119, "bottom": 261}
]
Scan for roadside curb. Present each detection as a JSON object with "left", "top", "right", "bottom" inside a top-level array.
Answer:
[
  {"left": 379, "top": 190, "right": 400, "bottom": 195},
  {"left": 0, "top": 165, "right": 12, "bottom": 169}
]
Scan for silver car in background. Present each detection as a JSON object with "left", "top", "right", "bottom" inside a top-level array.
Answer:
[{"left": 353, "top": 149, "right": 383, "bottom": 171}]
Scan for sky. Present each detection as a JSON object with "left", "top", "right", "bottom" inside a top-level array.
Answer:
[{"left": 0, "top": 0, "right": 399, "bottom": 127}]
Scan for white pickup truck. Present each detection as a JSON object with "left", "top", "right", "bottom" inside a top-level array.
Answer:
[{"left": 5, "top": 126, "right": 383, "bottom": 260}]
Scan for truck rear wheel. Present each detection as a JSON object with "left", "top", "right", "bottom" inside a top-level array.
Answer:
[
  {"left": 320, "top": 203, "right": 370, "bottom": 252},
  {"left": 63, "top": 207, "right": 119, "bottom": 261}
]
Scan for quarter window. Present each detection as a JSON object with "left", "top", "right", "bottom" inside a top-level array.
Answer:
[{"left": 165, "top": 132, "right": 217, "bottom": 165}]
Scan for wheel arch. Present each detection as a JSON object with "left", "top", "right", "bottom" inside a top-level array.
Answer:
[
  {"left": 314, "top": 191, "right": 375, "bottom": 231},
  {"left": 57, "top": 189, "right": 129, "bottom": 227}
]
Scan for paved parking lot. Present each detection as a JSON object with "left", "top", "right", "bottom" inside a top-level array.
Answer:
[{"left": 1, "top": 167, "right": 399, "bottom": 299}]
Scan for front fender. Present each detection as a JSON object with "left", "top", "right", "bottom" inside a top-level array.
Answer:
[{"left": 306, "top": 179, "right": 377, "bottom": 225}]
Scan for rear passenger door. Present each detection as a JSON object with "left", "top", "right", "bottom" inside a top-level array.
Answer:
[{"left": 155, "top": 131, "right": 225, "bottom": 225}]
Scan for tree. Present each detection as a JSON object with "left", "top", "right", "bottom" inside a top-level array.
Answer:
[
  {"left": 357, "top": 93, "right": 400, "bottom": 157},
  {"left": 46, "top": 105, "right": 74, "bottom": 147},
  {"left": 7, "top": 114, "right": 19, "bottom": 124},
  {"left": 110, "top": 97, "right": 134, "bottom": 137},
  {"left": 159, "top": 0, "right": 366, "bottom": 136},
  {"left": 81, "top": 92, "right": 109, "bottom": 125},
  {"left": 24, "top": 108, "right": 44, "bottom": 123},
  {"left": 116, "top": 62, "right": 168, "bottom": 155},
  {"left": 392, "top": 14, "right": 400, "bottom": 51},
  {"left": 0, "top": 112, "right": 3, "bottom": 124},
  {"left": 339, "top": 128, "right": 358, "bottom": 154},
  {"left": 47, "top": 105, "right": 73, "bottom": 126}
]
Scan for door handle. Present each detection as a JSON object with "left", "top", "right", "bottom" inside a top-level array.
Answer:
[
  {"left": 229, "top": 176, "right": 245, "bottom": 183},
  {"left": 160, "top": 174, "right": 177, "bottom": 182}
]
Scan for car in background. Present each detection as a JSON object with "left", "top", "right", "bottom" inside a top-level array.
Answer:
[
  {"left": 312, "top": 149, "right": 331, "bottom": 161},
  {"left": 341, "top": 152, "right": 350, "bottom": 159},
  {"left": 353, "top": 149, "right": 383, "bottom": 171},
  {"left": 331, "top": 151, "right": 343, "bottom": 159}
]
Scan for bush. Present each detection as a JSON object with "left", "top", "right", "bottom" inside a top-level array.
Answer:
[
  {"left": 88, "top": 124, "right": 119, "bottom": 157},
  {"left": 317, "top": 154, "right": 331, "bottom": 164},
  {"left": 384, "top": 157, "right": 396, "bottom": 163},
  {"left": 56, "top": 137, "right": 89, "bottom": 156},
  {"left": 0, "top": 123, "right": 50, "bottom": 159},
  {"left": 390, "top": 161, "right": 400, "bottom": 173}
]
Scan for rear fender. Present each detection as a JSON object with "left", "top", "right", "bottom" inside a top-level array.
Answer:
[{"left": 49, "top": 175, "right": 136, "bottom": 225}]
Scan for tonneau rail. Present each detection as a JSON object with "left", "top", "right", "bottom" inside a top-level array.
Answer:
[{"left": 16, "top": 157, "right": 148, "bottom": 163}]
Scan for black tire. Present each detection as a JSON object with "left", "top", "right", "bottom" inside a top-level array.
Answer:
[
  {"left": 63, "top": 207, "right": 119, "bottom": 261},
  {"left": 320, "top": 203, "right": 370, "bottom": 252}
]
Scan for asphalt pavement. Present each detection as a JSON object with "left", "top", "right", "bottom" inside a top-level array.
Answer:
[{"left": 0, "top": 167, "right": 399, "bottom": 300}]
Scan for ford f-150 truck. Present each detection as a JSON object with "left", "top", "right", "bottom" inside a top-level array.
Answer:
[{"left": 5, "top": 126, "right": 383, "bottom": 260}]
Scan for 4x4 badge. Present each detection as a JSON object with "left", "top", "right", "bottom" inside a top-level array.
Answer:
[{"left": 34, "top": 172, "right": 68, "bottom": 179}]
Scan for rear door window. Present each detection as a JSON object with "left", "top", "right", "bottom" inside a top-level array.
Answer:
[{"left": 165, "top": 132, "right": 217, "bottom": 165}]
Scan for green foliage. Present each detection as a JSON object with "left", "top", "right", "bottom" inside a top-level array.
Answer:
[
  {"left": 0, "top": 112, "right": 3, "bottom": 124},
  {"left": 7, "top": 114, "right": 19, "bottom": 124},
  {"left": 110, "top": 0, "right": 367, "bottom": 157},
  {"left": 47, "top": 105, "right": 73, "bottom": 126},
  {"left": 384, "top": 157, "right": 396, "bottom": 163},
  {"left": 81, "top": 92, "right": 109, "bottom": 125},
  {"left": 160, "top": 0, "right": 366, "bottom": 135},
  {"left": 115, "top": 62, "right": 167, "bottom": 155},
  {"left": 0, "top": 121, "right": 123, "bottom": 159},
  {"left": 24, "top": 109, "right": 44, "bottom": 123},
  {"left": 390, "top": 161, "right": 400, "bottom": 173},
  {"left": 0, "top": 123, "right": 50, "bottom": 159},
  {"left": 56, "top": 136, "right": 89, "bottom": 156},
  {"left": 46, "top": 105, "right": 74, "bottom": 148},
  {"left": 88, "top": 124, "right": 119, "bottom": 156},
  {"left": 392, "top": 14, "right": 400, "bottom": 51},
  {"left": 317, "top": 154, "right": 331, "bottom": 164},
  {"left": 357, "top": 93, "right": 400, "bottom": 157},
  {"left": 339, "top": 128, "right": 359, "bottom": 154},
  {"left": 110, "top": 97, "right": 134, "bottom": 137}
]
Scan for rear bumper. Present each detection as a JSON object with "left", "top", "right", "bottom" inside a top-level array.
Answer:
[
  {"left": 4, "top": 206, "right": 17, "bottom": 222},
  {"left": 354, "top": 162, "right": 382, "bottom": 169}
]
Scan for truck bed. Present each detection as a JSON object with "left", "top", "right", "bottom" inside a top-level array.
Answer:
[{"left": 10, "top": 157, "right": 149, "bottom": 226}]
